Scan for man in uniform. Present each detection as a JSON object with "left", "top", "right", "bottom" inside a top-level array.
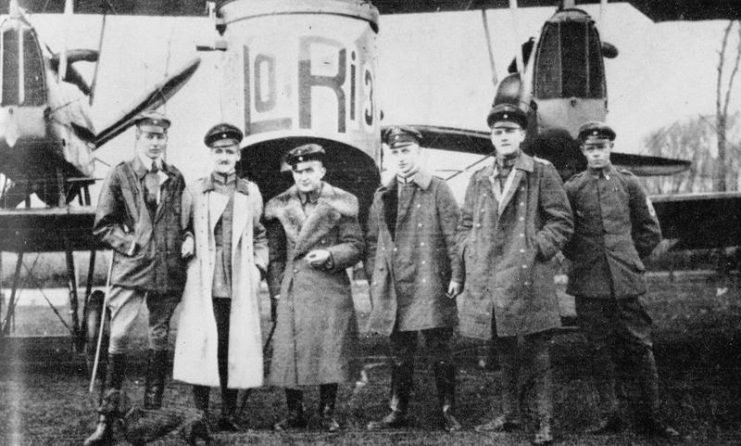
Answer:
[
  {"left": 456, "top": 103, "right": 573, "bottom": 445},
  {"left": 264, "top": 143, "right": 365, "bottom": 433},
  {"left": 86, "top": 111, "right": 187, "bottom": 445},
  {"left": 365, "top": 126, "right": 463, "bottom": 432},
  {"left": 173, "top": 123, "right": 268, "bottom": 431},
  {"left": 563, "top": 121, "right": 679, "bottom": 439}
]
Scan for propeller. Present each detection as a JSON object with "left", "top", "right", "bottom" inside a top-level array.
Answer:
[{"left": 93, "top": 57, "right": 201, "bottom": 149}]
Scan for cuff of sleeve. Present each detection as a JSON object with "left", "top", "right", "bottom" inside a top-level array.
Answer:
[{"left": 126, "top": 241, "right": 137, "bottom": 256}]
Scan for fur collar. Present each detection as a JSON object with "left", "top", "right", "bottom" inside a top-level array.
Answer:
[{"left": 265, "top": 182, "right": 358, "bottom": 257}]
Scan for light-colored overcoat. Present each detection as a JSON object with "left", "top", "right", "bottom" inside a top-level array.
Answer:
[
  {"left": 365, "top": 170, "right": 463, "bottom": 335},
  {"left": 173, "top": 176, "right": 268, "bottom": 388},
  {"left": 265, "top": 183, "right": 364, "bottom": 386},
  {"left": 456, "top": 154, "right": 573, "bottom": 339}
]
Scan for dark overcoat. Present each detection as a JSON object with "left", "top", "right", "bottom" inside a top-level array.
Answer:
[
  {"left": 365, "top": 170, "right": 463, "bottom": 335},
  {"left": 93, "top": 157, "right": 187, "bottom": 293},
  {"left": 265, "top": 183, "right": 364, "bottom": 386},
  {"left": 456, "top": 154, "right": 573, "bottom": 339},
  {"left": 563, "top": 165, "right": 661, "bottom": 298}
]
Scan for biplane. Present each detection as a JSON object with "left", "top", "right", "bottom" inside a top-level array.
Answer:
[{"left": 0, "top": 0, "right": 739, "bottom": 359}]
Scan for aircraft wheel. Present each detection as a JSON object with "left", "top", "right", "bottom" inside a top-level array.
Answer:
[{"left": 85, "top": 290, "right": 110, "bottom": 378}]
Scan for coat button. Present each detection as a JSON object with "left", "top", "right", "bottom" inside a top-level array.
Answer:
[
  {"left": 520, "top": 233, "right": 525, "bottom": 237},
  {"left": 393, "top": 248, "right": 398, "bottom": 252},
  {"left": 321, "top": 238, "right": 327, "bottom": 244},
  {"left": 421, "top": 260, "right": 426, "bottom": 265},
  {"left": 522, "top": 265, "right": 527, "bottom": 269},
  {"left": 519, "top": 217, "right": 524, "bottom": 221},
  {"left": 420, "top": 242, "right": 425, "bottom": 246},
  {"left": 418, "top": 223, "right": 423, "bottom": 228},
  {"left": 416, "top": 204, "right": 421, "bottom": 208},
  {"left": 524, "top": 281, "right": 530, "bottom": 286},
  {"left": 293, "top": 268, "right": 298, "bottom": 273},
  {"left": 476, "top": 223, "right": 482, "bottom": 228},
  {"left": 520, "top": 202, "right": 525, "bottom": 206},
  {"left": 520, "top": 249, "right": 525, "bottom": 253}
]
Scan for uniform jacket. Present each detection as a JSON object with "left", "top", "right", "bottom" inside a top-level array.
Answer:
[
  {"left": 456, "top": 153, "right": 573, "bottom": 339},
  {"left": 364, "top": 170, "right": 463, "bottom": 335},
  {"left": 173, "top": 176, "right": 268, "bottom": 388},
  {"left": 265, "top": 182, "right": 364, "bottom": 386},
  {"left": 563, "top": 165, "right": 661, "bottom": 298},
  {"left": 93, "top": 157, "right": 187, "bottom": 293}
]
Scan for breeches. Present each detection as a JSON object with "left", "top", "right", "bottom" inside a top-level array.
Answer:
[
  {"left": 576, "top": 295, "right": 659, "bottom": 414},
  {"left": 390, "top": 327, "right": 454, "bottom": 365},
  {"left": 107, "top": 286, "right": 180, "bottom": 354}
]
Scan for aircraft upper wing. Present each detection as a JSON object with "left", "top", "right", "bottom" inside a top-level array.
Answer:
[
  {"left": 403, "top": 124, "right": 691, "bottom": 177},
  {"left": 652, "top": 191, "right": 741, "bottom": 250},
  {"left": 4, "top": 0, "right": 738, "bottom": 21},
  {"left": 93, "top": 57, "right": 200, "bottom": 149}
]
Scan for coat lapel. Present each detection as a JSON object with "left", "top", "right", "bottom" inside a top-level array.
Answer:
[
  {"left": 231, "top": 188, "right": 250, "bottom": 253},
  {"left": 497, "top": 154, "right": 534, "bottom": 216},
  {"left": 153, "top": 165, "right": 175, "bottom": 223}
]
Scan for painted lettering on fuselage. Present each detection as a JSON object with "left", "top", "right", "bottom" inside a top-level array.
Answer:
[{"left": 242, "top": 35, "right": 375, "bottom": 136}]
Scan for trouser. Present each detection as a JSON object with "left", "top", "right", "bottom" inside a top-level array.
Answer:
[
  {"left": 390, "top": 327, "right": 454, "bottom": 366},
  {"left": 576, "top": 295, "right": 659, "bottom": 418},
  {"left": 193, "top": 298, "right": 237, "bottom": 413},
  {"left": 496, "top": 331, "right": 553, "bottom": 421},
  {"left": 106, "top": 286, "right": 180, "bottom": 354}
]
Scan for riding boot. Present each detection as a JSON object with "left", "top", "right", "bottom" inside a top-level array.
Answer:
[
  {"left": 475, "top": 342, "right": 521, "bottom": 432},
  {"left": 274, "top": 389, "right": 307, "bottom": 431},
  {"left": 319, "top": 383, "right": 340, "bottom": 433},
  {"left": 218, "top": 387, "right": 243, "bottom": 431},
  {"left": 188, "top": 386, "right": 213, "bottom": 445},
  {"left": 367, "top": 359, "right": 413, "bottom": 430},
  {"left": 434, "top": 361, "right": 461, "bottom": 432},
  {"left": 633, "top": 350, "right": 680, "bottom": 439},
  {"left": 84, "top": 354, "right": 126, "bottom": 446},
  {"left": 144, "top": 350, "right": 168, "bottom": 410}
]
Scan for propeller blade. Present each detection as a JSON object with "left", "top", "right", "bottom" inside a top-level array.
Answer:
[{"left": 93, "top": 57, "right": 201, "bottom": 149}]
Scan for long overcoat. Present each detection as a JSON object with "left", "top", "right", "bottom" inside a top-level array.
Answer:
[
  {"left": 563, "top": 165, "right": 661, "bottom": 298},
  {"left": 93, "top": 157, "right": 187, "bottom": 293},
  {"left": 456, "top": 154, "right": 573, "bottom": 339},
  {"left": 173, "top": 176, "right": 269, "bottom": 388},
  {"left": 265, "top": 183, "right": 364, "bottom": 386},
  {"left": 365, "top": 170, "right": 463, "bottom": 335}
]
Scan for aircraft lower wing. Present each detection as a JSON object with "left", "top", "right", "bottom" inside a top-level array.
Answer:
[
  {"left": 404, "top": 125, "right": 691, "bottom": 177},
  {"left": 0, "top": 207, "right": 99, "bottom": 252},
  {"left": 651, "top": 192, "right": 741, "bottom": 250}
]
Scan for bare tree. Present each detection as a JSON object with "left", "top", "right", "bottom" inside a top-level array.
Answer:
[{"left": 715, "top": 21, "right": 741, "bottom": 192}]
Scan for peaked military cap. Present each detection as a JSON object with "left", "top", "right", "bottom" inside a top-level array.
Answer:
[
  {"left": 486, "top": 103, "right": 528, "bottom": 129},
  {"left": 204, "top": 123, "right": 243, "bottom": 147},
  {"left": 383, "top": 126, "right": 423, "bottom": 149},
  {"left": 577, "top": 121, "right": 616, "bottom": 142},
  {"left": 134, "top": 110, "right": 170, "bottom": 130},
  {"left": 286, "top": 143, "right": 325, "bottom": 166}
]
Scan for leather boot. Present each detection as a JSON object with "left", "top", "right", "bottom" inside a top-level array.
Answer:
[
  {"left": 475, "top": 343, "right": 521, "bottom": 432},
  {"left": 434, "top": 361, "right": 461, "bottom": 432},
  {"left": 84, "top": 354, "right": 126, "bottom": 446},
  {"left": 218, "top": 388, "right": 243, "bottom": 431},
  {"left": 319, "top": 384, "right": 340, "bottom": 433},
  {"left": 274, "top": 389, "right": 307, "bottom": 431},
  {"left": 144, "top": 350, "right": 168, "bottom": 410},
  {"left": 367, "top": 360, "right": 413, "bottom": 430}
]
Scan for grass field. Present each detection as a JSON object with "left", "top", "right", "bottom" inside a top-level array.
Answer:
[{"left": 2, "top": 273, "right": 741, "bottom": 445}]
